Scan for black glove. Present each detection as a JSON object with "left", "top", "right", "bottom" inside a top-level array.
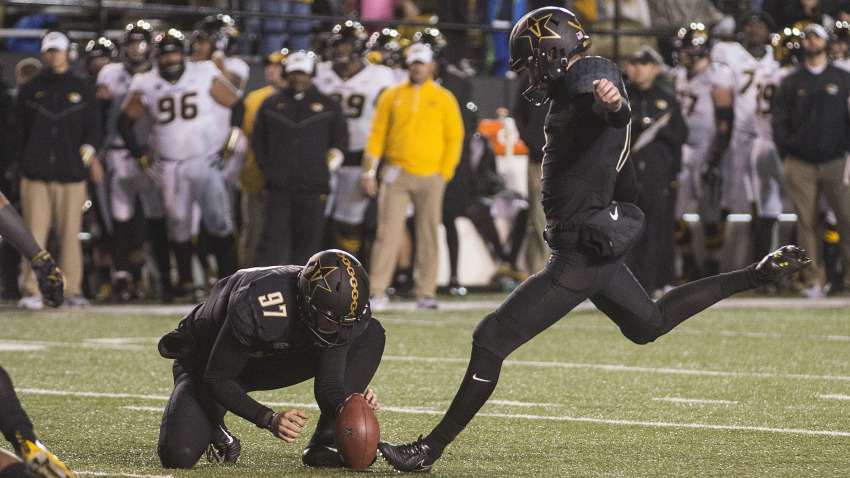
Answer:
[{"left": 31, "top": 251, "right": 64, "bottom": 307}]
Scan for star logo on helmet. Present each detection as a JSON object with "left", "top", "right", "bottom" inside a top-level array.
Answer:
[
  {"left": 308, "top": 258, "right": 338, "bottom": 296},
  {"left": 516, "top": 13, "right": 561, "bottom": 50}
]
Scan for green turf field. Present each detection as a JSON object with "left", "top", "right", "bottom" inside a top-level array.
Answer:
[{"left": 1, "top": 297, "right": 848, "bottom": 477}]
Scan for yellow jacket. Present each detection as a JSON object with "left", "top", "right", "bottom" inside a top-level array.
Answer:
[
  {"left": 365, "top": 78, "right": 464, "bottom": 181},
  {"left": 240, "top": 85, "right": 277, "bottom": 193}
]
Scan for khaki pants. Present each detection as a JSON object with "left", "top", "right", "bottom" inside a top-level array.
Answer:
[
  {"left": 782, "top": 156, "right": 850, "bottom": 289},
  {"left": 524, "top": 161, "right": 549, "bottom": 275},
  {"left": 370, "top": 168, "right": 445, "bottom": 299},
  {"left": 20, "top": 178, "right": 87, "bottom": 297},
  {"left": 238, "top": 189, "right": 266, "bottom": 268}
]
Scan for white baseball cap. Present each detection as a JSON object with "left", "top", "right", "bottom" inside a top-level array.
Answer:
[
  {"left": 406, "top": 43, "right": 434, "bottom": 65},
  {"left": 802, "top": 24, "right": 829, "bottom": 39},
  {"left": 285, "top": 51, "right": 316, "bottom": 74},
  {"left": 41, "top": 31, "right": 70, "bottom": 53}
]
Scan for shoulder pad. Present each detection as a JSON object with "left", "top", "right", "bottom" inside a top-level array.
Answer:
[
  {"left": 227, "top": 267, "right": 300, "bottom": 347},
  {"left": 562, "top": 56, "right": 623, "bottom": 97}
]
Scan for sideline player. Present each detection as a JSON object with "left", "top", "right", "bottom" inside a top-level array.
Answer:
[
  {"left": 749, "top": 27, "right": 800, "bottom": 276},
  {"left": 672, "top": 23, "right": 733, "bottom": 281},
  {"left": 119, "top": 29, "right": 241, "bottom": 301},
  {"left": 0, "top": 190, "right": 72, "bottom": 477},
  {"left": 96, "top": 20, "right": 171, "bottom": 301},
  {"left": 315, "top": 20, "right": 398, "bottom": 258},
  {"left": 156, "top": 249, "right": 385, "bottom": 469},
  {"left": 710, "top": 11, "right": 778, "bottom": 269},
  {"left": 377, "top": 7, "right": 811, "bottom": 473}
]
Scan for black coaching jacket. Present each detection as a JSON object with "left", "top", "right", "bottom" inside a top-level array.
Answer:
[
  {"left": 16, "top": 69, "right": 101, "bottom": 183},
  {"left": 251, "top": 85, "right": 348, "bottom": 194}
]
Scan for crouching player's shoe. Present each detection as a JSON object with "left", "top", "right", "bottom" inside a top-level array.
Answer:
[
  {"left": 302, "top": 427, "right": 344, "bottom": 468},
  {"left": 206, "top": 424, "right": 241, "bottom": 463},
  {"left": 755, "top": 245, "right": 812, "bottom": 283},
  {"left": 378, "top": 435, "right": 441, "bottom": 473},
  {"left": 15, "top": 433, "right": 75, "bottom": 478}
]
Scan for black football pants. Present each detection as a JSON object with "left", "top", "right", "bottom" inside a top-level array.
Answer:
[
  {"left": 157, "top": 319, "right": 385, "bottom": 469},
  {"left": 473, "top": 246, "right": 761, "bottom": 358}
]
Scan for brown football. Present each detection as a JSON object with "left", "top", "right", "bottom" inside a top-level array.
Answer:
[{"left": 334, "top": 393, "right": 380, "bottom": 470}]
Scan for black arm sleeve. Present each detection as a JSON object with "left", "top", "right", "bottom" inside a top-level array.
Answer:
[
  {"left": 202, "top": 326, "right": 274, "bottom": 429},
  {"left": 117, "top": 111, "right": 145, "bottom": 159},
  {"left": 313, "top": 344, "right": 349, "bottom": 418},
  {"left": 0, "top": 203, "right": 42, "bottom": 260},
  {"left": 593, "top": 100, "right": 632, "bottom": 128}
]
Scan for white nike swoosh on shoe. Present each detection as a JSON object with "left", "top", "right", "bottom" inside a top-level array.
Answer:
[
  {"left": 472, "top": 374, "right": 491, "bottom": 383},
  {"left": 609, "top": 206, "right": 619, "bottom": 220}
]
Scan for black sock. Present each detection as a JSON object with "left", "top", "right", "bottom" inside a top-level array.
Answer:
[
  {"left": 657, "top": 266, "right": 760, "bottom": 335},
  {"left": 171, "top": 241, "right": 194, "bottom": 287},
  {"left": 425, "top": 346, "right": 503, "bottom": 454},
  {"left": 147, "top": 219, "right": 171, "bottom": 289}
]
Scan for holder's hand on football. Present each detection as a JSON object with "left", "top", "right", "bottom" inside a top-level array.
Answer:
[
  {"left": 269, "top": 408, "right": 308, "bottom": 442},
  {"left": 593, "top": 79, "right": 622, "bottom": 111},
  {"left": 363, "top": 388, "right": 380, "bottom": 411},
  {"left": 31, "top": 251, "right": 64, "bottom": 307}
]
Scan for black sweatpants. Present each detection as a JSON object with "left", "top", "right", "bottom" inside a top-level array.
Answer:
[{"left": 157, "top": 319, "right": 385, "bottom": 469}]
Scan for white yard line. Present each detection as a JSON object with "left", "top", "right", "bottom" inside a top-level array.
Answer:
[
  {"left": 652, "top": 397, "right": 738, "bottom": 405},
  {"left": 20, "top": 388, "right": 850, "bottom": 438},
  {"left": 77, "top": 472, "right": 175, "bottom": 478},
  {"left": 818, "top": 394, "right": 850, "bottom": 400},
  {"left": 382, "top": 356, "right": 850, "bottom": 382},
  {"left": 489, "top": 400, "right": 561, "bottom": 407}
]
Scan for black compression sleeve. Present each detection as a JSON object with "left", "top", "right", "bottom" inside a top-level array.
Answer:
[
  {"left": 202, "top": 328, "right": 274, "bottom": 428},
  {"left": 116, "top": 111, "right": 144, "bottom": 159},
  {"left": 313, "top": 344, "right": 349, "bottom": 417},
  {"left": 0, "top": 204, "right": 42, "bottom": 261}
]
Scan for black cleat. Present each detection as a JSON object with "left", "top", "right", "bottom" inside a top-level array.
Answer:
[
  {"left": 378, "top": 435, "right": 440, "bottom": 473},
  {"left": 755, "top": 245, "right": 812, "bottom": 283},
  {"left": 302, "top": 444, "right": 345, "bottom": 468},
  {"left": 207, "top": 424, "right": 241, "bottom": 464}
]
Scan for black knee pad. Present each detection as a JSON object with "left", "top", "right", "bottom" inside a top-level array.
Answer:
[
  {"left": 472, "top": 312, "right": 514, "bottom": 360},
  {"left": 157, "top": 440, "right": 203, "bottom": 469},
  {"left": 0, "top": 462, "right": 34, "bottom": 478}
]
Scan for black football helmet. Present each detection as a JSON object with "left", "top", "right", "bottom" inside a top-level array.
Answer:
[
  {"left": 85, "top": 37, "right": 117, "bottom": 62},
  {"left": 366, "top": 28, "right": 406, "bottom": 67},
  {"left": 773, "top": 27, "right": 803, "bottom": 65},
  {"left": 675, "top": 22, "right": 711, "bottom": 58},
  {"left": 154, "top": 29, "right": 186, "bottom": 82},
  {"left": 329, "top": 20, "right": 367, "bottom": 66},
  {"left": 509, "top": 7, "right": 591, "bottom": 104},
  {"left": 192, "top": 14, "right": 239, "bottom": 55},
  {"left": 413, "top": 27, "right": 447, "bottom": 57},
  {"left": 84, "top": 37, "right": 116, "bottom": 79},
  {"left": 297, "top": 249, "right": 370, "bottom": 347},
  {"left": 121, "top": 20, "right": 154, "bottom": 70}
]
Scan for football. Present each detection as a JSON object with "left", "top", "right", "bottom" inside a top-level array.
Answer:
[{"left": 334, "top": 393, "right": 380, "bottom": 470}]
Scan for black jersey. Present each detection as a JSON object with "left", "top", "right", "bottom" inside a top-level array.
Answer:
[
  {"left": 159, "top": 265, "right": 372, "bottom": 428},
  {"left": 541, "top": 57, "right": 632, "bottom": 225}
]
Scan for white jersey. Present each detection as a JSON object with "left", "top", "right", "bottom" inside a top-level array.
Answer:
[
  {"left": 674, "top": 62, "right": 733, "bottom": 154},
  {"left": 711, "top": 41, "right": 778, "bottom": 134},
  {"left": 314, "top": 61, "right": 398, "bottom": 151},
  {"left": 833, "top": 57, "right": 850, "bottom": 72},
  {"left": 129, "top": 60, "right": 227, "bottom": 162},
  {"left": 752, "top": 65, "right": 792, "bottom": 140},
  {"left": 98, "top": 62, "right": 158, "bottom": 149},
  {"left": 224, "top": 56, "right": 250, "bottom": 87}
]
